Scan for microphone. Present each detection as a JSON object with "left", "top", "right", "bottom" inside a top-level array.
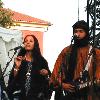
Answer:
[
  {"left": 73, "top": 33, "right": 79, "bottom": 40},
  {"left": 9, "top": 46, "right": 23, "bottom": 51}
]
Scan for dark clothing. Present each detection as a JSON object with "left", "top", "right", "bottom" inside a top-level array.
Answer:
[{"left": 7, "top": 58, "right": 51, "bottom": 100}]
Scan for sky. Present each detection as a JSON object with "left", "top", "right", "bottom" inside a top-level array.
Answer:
[{"left": 2, "top": 0, "right": 87, "bottom": 71}]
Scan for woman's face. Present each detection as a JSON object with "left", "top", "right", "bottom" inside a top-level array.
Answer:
[{"left": 24, "top": 35, "right": 34, "bottom": 51}]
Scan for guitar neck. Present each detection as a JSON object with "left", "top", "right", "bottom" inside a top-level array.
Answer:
[{"left": 77, "top": 79, "right": 100, "bottom": 90}]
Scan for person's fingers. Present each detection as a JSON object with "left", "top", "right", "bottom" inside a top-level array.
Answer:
[
  {"left": 63, "top": 83, "right": 75, "bottom": 91},
  {"left": 40, "top": 69, "right": 48, "bottom": 75},
  {"left": 16, "top": 56, "right": 23, "bottom": 60},
  {"left": 14, "top": 57, "right": 23, "bottom": 64}
]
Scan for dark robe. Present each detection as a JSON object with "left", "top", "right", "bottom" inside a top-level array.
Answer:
[{"left": 7, "top": 58, "right": 51, "bottom": 100}]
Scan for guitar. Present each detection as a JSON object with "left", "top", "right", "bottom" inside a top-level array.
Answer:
[{"left": 63, "top": 70, "right": 100, "bottom": 97}]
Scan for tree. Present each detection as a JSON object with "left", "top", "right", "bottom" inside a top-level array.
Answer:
[
  {"left": 0, "top": 0, "right": 3, "bottom": 8},
  {"left": 0, "top": 1, "right": 14, "bottom": 28}
]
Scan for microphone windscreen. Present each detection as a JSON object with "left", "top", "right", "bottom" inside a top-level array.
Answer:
[{"left": 17, "top": 47, "right": 26, "bottom": 57}]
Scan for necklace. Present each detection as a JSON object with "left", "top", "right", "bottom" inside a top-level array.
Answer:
[{"left": 25, "top": 61, "right": 32, "bottom": 96}]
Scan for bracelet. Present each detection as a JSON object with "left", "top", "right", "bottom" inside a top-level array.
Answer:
[{"left": 14, "top": 68, "right": 18, "bottom": 72}]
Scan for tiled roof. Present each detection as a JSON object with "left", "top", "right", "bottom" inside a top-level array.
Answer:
[{"left": 11, "top": 11, "right": 51, "bottom": 26}]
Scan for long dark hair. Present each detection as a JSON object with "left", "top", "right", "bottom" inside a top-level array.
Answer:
[{"left": 18, "top": 34, "right": 43, "bottom": 60}]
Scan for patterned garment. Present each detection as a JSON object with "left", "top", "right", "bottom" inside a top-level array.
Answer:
[
  {"left": 50, "top": 45, "right": 100, "bottom": 100},
  {"left": 25, "top": 61, "right": 32, "bottom": 96}
]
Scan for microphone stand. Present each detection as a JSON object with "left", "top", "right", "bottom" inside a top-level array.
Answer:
[
  {"left": 2, "top": 50, "right": 18, "bottom": 76},
  {"left": 0, "top": 50, "right": 18, "bottom": 99}
]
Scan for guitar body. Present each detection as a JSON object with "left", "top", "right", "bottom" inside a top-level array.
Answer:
[{"left": 63, "top": 70, "right": 90, "bottom": 98}]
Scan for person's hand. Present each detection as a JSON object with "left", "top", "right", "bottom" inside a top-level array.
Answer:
[
  {"left": 14, "top": 56, "right": 23, "bottom": 76},
  {"left": 62, "top": 83, "right": 75, "bottom": 92},
  {"left": 40, "top": 69, "right": 48, "bottom": 76},
  {"left": 14, "top": 56, "right": 23, "bottom": 69}
]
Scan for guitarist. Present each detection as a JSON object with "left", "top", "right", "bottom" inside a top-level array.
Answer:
[{"left": 50, "top": 20, "right": 100, "bottom": 100}]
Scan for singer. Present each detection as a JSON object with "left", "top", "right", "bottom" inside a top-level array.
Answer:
[
  {"left": 7, "top": 34, "right": 51, "bottom": 100},
  {"left": 50, "top": 20, "right": 100, "bottom": 100}
]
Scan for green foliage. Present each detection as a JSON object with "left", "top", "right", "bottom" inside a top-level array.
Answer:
[
  {"left": 0, "top": 0, "right": 3, "bottom": 8},
  {"left": 0, "top": 1, "right": 14, "bottom": 28}
]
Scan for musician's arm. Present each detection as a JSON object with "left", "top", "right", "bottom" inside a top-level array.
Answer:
[
  {"left": 95, "top": 49, "right": 100, "bottom": 84},
  {"left": 95, "top": 49, "right": 100, "bottom": 77},
  {"left": 50, "top": 47, "right": 71, "bottom": 90},
  {"left": 49, "top": 49, "right": 65, "bottom": 89},
  {"left": 13, "top": 56, "right": 23, "bottom": 77}
]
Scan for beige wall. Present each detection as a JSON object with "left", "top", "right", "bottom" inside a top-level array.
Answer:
[{"left": 21, "top": 30, "right": 43, "bottom": 54}]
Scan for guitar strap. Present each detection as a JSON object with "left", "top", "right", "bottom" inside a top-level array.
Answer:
[
  {"left": 84, "top": 45, "right": 93, "bottom": 71},
  {"left": 63, "top": 45, "right": 93, "bottom": 82}
]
